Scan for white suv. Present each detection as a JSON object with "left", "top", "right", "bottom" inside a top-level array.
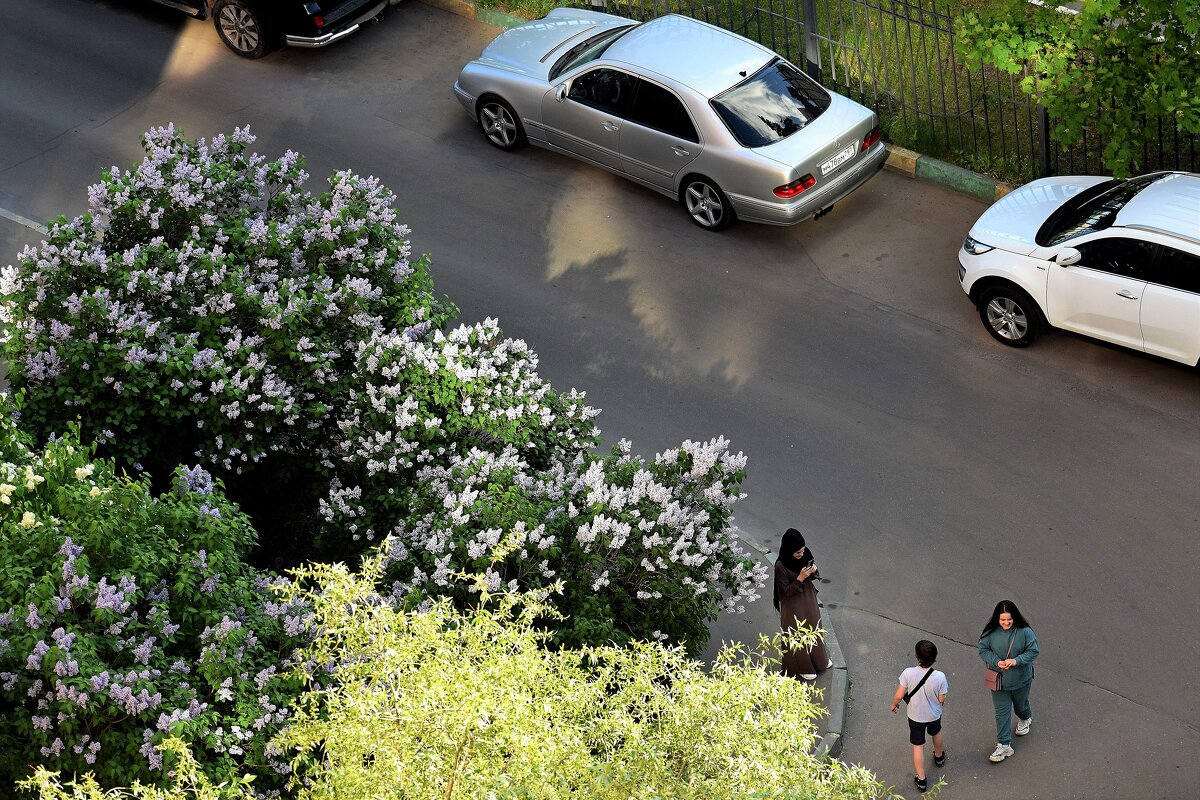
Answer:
[{"left": 958, "top": 171, "right": 1200, "bottom": 367}]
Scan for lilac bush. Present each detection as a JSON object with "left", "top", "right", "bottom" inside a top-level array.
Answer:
[
  {"left": 0, "top": 123, "right": 452, "bottom": 482},
  {"left": 0, "top": 396, "right": 310, "bottom": 792},
  {"left": 321, "top": 319, "right": 767, "bottom": 654},
  {"left": 0, "top": 124, "right": 767, "bottom": 662}
]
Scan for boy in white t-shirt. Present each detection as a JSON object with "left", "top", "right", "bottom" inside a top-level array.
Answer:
[{"left": 890, "top": 639, "right": 948, "bottom": 794}]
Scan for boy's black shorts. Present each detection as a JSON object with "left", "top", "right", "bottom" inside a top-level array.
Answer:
[{"left": 908, "top": 717, "right": 942, "bottom": 745}]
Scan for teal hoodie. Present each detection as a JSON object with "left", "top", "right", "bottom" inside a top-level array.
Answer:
[{"left": 978, "top": 626, "right": 1039, "bottom": 691}]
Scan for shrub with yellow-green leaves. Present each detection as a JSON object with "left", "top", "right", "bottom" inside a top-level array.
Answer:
[{"left": 23, "top": 544, "right": 893, "bottom": 800}]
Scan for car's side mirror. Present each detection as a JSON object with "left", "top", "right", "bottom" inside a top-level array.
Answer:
[
  {"left": 1055, "top": 247, "right": 1081, "bottom": 266},
  {"left": 555, "top": 84, "right": 568, "bottom": 102}
]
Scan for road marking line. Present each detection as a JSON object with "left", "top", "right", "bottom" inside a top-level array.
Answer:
[{"left": 0, "top": 207, "right": 47, "bottom": 235}]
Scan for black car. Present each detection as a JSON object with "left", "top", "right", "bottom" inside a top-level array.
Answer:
[{"left": 159, "top": 0, "right": 389, "bottom": 58}]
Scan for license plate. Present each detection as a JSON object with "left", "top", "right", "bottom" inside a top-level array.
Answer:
[{"left": 820, "top": 144, "right": 857, "bottom": 176}]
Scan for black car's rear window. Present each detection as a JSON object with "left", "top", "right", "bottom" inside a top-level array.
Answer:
[
  {"left": 710, "top": 59, "right": 831, "bottom": 148},
  {"left": 1036, "top": 174, "right": 1162, "bottom": 246}
]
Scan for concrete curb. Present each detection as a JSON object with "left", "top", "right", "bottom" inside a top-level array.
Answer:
[
  {"left": 885, "top": 144, "right": 1014, "bottom": 202},
  {"left": 417, "top": 0, "right": 1016, "bottom": 206},
  {"left": 814, "top": 600, "right": 849, "bottom": 761}
]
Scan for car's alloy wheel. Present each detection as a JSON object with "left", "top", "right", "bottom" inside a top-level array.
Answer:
[
  {"left": 682, "top": 178, "right": 733, "bottom": 231},
  {"left": 213, "top": 0, "right": 275, "bottom": 59},
  {"left": 478, "top": 99, "right": 526, "bottom": 151},
  {"left": 980, "top": 287, "right": 1042, "bottom": 347}
]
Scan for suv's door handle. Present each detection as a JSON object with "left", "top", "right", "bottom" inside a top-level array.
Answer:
[
  {"left": 601, "top": 121, "right": 619, "bottom": 132},
  {"left": 1115, "top": 289, "right": 1139, "bottom": 300},
  {"left": 672, "top": 146, "right": 691, "bottom": 156}
]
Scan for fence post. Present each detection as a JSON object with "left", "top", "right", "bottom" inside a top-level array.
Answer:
[
  {"left": 1037, "top": 105, "right": 1051, "bottom": 177},
  {"left": 801, "top": 0, "right": 821, "bottom": 82}
]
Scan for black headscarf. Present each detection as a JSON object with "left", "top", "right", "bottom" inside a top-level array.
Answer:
[{"left": 773, "top": 527, "right": 816, "bottom": 610}]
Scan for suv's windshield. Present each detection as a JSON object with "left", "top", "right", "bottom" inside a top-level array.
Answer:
[
  {"left": 1036, "top": 174, "right": 1162, "bottom": 246},
  {"left": 710, "top": 59, "right": 831, "bottom": 147},
  {"left": 549, "top": 26, "right": 635, "bottom": 81}
]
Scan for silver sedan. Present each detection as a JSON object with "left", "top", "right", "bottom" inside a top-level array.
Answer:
[{"left": 454, "top": 9, "right": 887, "bottom": 231}]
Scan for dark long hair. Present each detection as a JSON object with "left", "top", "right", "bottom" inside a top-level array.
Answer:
[{"left": 980, "top": 600, "right": 1031, "bottom": 638}]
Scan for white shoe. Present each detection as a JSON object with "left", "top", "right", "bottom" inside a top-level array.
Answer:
[
  {"left": 1015, "top": 716, "right": 1032, "bottom": 736},
  {"left": 989, "top": 743, "right": 1015, "bottom": 762},
  {"left": 799, "top": 673, "right": 817, "bottom": 680}
]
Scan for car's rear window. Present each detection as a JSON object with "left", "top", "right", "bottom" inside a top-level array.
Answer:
[
  {"left": 710, "top": 59, "right": 831, "bottom": 147},
  {"left": 549, "top": 26, "right": 635, "bottom": 81},
  {"left": 1036, "top": 174, "right": 1162, "bottom": 246}
]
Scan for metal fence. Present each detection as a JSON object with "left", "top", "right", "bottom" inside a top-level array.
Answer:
[{"left": 564, "top": 0, "right": 1198, "bottom": 180}]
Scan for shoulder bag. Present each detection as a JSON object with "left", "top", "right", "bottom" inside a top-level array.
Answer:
[
  {"left": 904, "top": 668, "right": 934, "bottom": 704},
  {"left": 984, "top": 631, "right": 1016, "bottom": 691}
]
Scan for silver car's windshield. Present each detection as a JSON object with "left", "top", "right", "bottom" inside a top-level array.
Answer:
[
  {"left": 711, "top": 58, "right": 831, "bottom": 147},
  {"left": 549, "top": 26, "right": 636, "bottom": 81}
]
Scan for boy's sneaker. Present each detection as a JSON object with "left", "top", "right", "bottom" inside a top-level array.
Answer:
[
  {"left": 989, "top": 743, "right": 1015, "bottom": 762},
  {"left": 914, "top": 776, "right": 928, "bottom": 793},
  {"left": 1015, "top": 716, "right": 1032, "bottom": 736},
  {"left": 934, "top": 750, "right": 947, "bottom": 768}
]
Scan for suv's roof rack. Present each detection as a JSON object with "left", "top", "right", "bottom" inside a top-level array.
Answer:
[{"left": 1122, "top": 223, "right": 1200, "bottom": 248}]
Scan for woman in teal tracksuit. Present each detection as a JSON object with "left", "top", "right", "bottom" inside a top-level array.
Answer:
[{"left": 978, "top": 599, "right": 1039, "bottom": 763}]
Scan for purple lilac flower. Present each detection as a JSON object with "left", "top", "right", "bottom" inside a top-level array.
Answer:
[
  {"left": 53, "top": 658, "right": 79, "bottom": 677},
  {"left": 148, "top": 581, "right": 169, "bottom": 604},
  {"left": 39, "top": 737, "right": 65, "bottom": 758},
  {"left": 139, "top": 729, "right": 164, "bottom": 770},
  {"left": 132, "top": 637, "right": 156, "bottom": 664},
  {"left": 26, "top": 641, "right": 49, "bottom": 671},
  {"left": 25, "top": 604, "right": 43, "bottom": 630},
  {"left": 191, "top": 348, "right": 219, "bottom": 370},
  {"left": 50, "top": 628, "right": 75, "bottom": 650},
  {"left": 93, "top": 578, "right": 131, "bottom": 614}
]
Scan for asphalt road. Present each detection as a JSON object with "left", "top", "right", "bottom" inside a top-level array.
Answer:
[{"left": 2, "top": 2, "right": 1198, "bottom": 797}]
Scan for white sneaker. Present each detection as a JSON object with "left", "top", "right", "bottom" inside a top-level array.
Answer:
[
  {"left": 1015, "top": 716, "right": 1032, "bottom": 736},
  {"left": 799, "top": 673, "right": 817, "bottom": 680},
  {"left": 989, "top": 743, "right": 1015, "bottom": 762}
]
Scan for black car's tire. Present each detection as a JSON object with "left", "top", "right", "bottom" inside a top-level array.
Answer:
[
  {"left": 477, "top": 97, "right": 527, "bottom": 151},
  {"left": 213, "top": 0, "right": 278, "bottom": 59},
  {"left": 979, "top": 285, "right": 1044, "bottom": 347},
  {"left": 681, "top": 176, "right": 735, "bottom": 231}
]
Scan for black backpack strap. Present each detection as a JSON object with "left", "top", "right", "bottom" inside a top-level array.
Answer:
[{"left": 903, "top": 668, "right": 934, "bottom": 703}]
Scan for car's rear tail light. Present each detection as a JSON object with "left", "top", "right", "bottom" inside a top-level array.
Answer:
[
  {"left": 314, "top": 15, "right": 327, "bottom": 27},
  {"left": 774, "top": 174, "right": 816, "bottom": 199},
  {"left": 861, "top": 125, "right": 882, "bottom": 151}
]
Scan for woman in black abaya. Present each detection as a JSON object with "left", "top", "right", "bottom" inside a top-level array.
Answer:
[{"left": 773, "top": 527, "right": 832, "bottom": 680}]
